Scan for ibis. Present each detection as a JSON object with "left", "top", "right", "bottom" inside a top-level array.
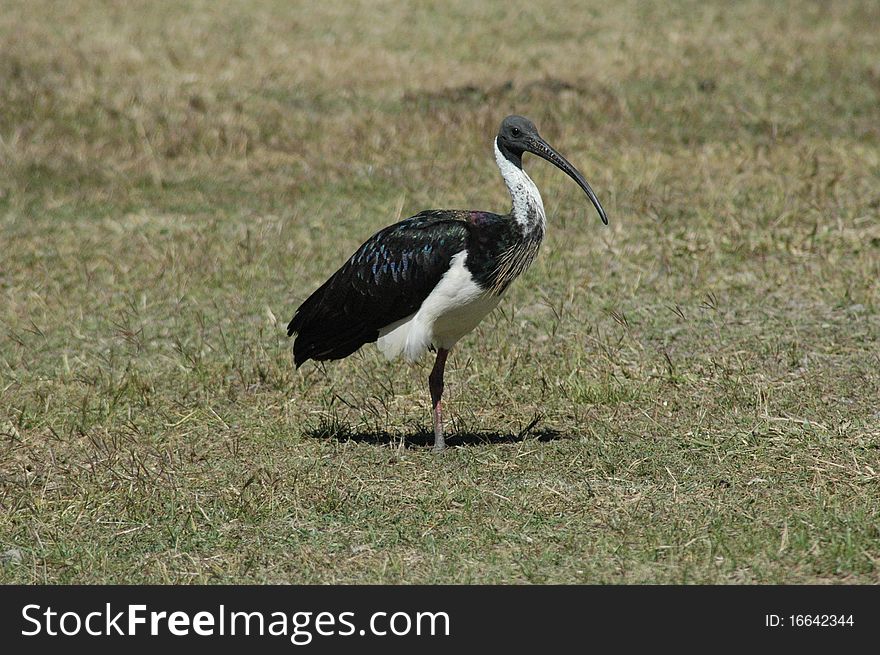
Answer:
[{"left": 288, "top": 115, "right": 607, "bottom": 450}]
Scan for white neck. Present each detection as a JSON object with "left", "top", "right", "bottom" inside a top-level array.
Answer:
[{"left": 494, "top": 138, "right": 546, "bottom": 234}]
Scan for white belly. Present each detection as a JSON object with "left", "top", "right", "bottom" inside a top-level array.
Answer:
[
  {"left": 431, "top": 291, "right": 500, "bottom": 349},
  {"left": 377, "top": 250, "right": 500, "bottom": 361}
]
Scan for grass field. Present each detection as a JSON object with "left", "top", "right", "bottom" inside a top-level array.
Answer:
[{"left": 1, "top": 0, "right": 879, "bottom": 583}]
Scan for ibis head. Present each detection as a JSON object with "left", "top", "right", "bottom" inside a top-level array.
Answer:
[{"left": 495, "top": 115, "right": 608, "bottom": 225}]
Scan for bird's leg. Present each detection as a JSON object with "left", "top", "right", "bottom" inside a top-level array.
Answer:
[{"left": 428, "top": 348, "right": 449, "bottom": 451}]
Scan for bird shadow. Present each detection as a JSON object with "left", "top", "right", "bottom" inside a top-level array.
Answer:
[{"left": 304, "top": 422, "right": 564, "bottom": 449}]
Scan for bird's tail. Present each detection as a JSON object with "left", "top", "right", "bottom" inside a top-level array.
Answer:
[{"left": 287, "top": 281, "right": 378, "bottom": 367}]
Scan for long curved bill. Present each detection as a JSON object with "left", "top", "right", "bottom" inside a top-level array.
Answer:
[{"left": 528, "top": 136, "right": 608, "bottom": 225}]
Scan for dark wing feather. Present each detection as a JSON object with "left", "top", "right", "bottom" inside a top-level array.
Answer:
[{"left": 287, "top": 211, "right": 471, "bottom": 367}]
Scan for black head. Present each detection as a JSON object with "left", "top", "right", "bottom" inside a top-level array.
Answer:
[
  {"left": 496, "top": 115, "right": 541, "bottom": 166},
  {"left": 496, "top": 115, "right": 608, "bottom": 225}
]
